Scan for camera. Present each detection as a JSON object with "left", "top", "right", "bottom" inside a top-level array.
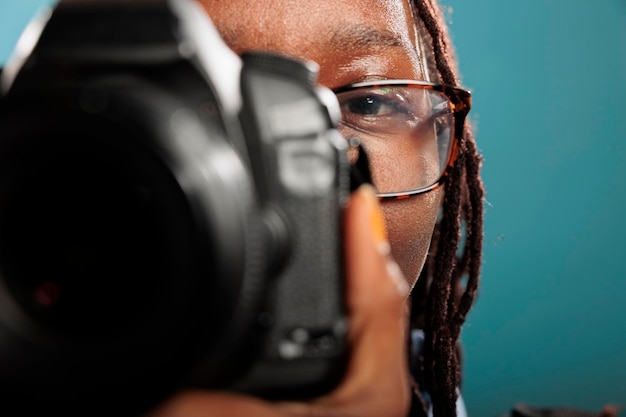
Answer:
[{"left": 0, "top": 0, "right": 350, "bottom": 415}]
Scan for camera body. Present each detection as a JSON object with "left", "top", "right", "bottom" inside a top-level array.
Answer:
[{"left": 0, "top": 0, "right": 349, "bottom": 415}]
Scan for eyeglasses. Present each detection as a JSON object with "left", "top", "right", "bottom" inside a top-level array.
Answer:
[{"left": 333, "top": 80, "right": 471, "bottom": 199}]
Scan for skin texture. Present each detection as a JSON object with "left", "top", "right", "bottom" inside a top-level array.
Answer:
[
  {"left": 145, "top": 0, "right": 443, "bottom": 416},
  {"left": 203, "top": 0, "right": 442, "bottom": 290}
]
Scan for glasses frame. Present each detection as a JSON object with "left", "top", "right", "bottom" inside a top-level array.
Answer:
[{"left": 333, "top": 80, "right": 472, "bottom": 200}]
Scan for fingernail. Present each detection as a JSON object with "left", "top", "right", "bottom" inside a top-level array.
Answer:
[
  {"left": 359, "top": 185, "right": 409, "bottom": 297},
  {"left": 360, "top": 184, "right": 389, "bottom": 255}
]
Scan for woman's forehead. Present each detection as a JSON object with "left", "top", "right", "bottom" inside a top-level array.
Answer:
[{"left": 199, "top": 0, "right": 429, "bottom": 87}]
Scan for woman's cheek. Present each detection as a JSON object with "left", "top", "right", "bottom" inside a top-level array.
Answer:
[{"left": 381, "top": 187, "right": 443, "bottom": 290}]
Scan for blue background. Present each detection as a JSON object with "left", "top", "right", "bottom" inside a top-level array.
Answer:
[
  {"left": 1, "top": 1, "right": 625, "bottom": 416},
  {"left": 441, "top": 1, "right": 626, "bottom": 416}
]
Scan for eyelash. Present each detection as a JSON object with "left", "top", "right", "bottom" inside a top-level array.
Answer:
[{"left": 340, "top": 94, "right": 412, "bottom": 118}]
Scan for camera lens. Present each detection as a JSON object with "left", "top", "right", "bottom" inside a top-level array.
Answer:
[{"left": 0, "top": 132, "right": 177, "bottom": 338}]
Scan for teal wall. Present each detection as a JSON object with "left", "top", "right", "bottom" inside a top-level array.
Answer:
[
  {"left": 0, "top": 1, "right": 57, "bottom": 62},
  {"left": 1, "top": 1, "right": 625, "bottom": 416},
  {"left": 442, "top": 1, "right": 626, "bottom": 416}
]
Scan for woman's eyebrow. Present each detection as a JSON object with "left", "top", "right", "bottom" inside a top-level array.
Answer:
[{"left": 330, "top": 26, "right": 405, "bottom": 51}]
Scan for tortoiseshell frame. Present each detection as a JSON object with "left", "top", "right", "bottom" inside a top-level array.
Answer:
[{"left": 333, "top": 80, "right": 472, "bottom": 200}]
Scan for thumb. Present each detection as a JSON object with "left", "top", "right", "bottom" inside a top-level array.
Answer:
[
  {"left": 285, "top": 184, "right": 411, "bottom": 417},
  {"left": 339, "top": 183, "right": 410, "bottom": 392}
]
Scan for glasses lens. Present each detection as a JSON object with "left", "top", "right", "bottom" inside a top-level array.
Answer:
[{"left": 335, "top": 84, "right": 454, "bottom": 194}]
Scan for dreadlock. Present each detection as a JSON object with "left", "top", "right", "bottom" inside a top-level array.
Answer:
[{"left": 408, "top": 1, "right": 485, "bottom": 416}]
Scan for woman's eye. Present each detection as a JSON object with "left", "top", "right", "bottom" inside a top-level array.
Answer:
[
  {"left": 341, "top": 95, "right": 408, "bottom": 117},
  {"left": 338, "top": 94, "right": 416, "bottom": 136}
]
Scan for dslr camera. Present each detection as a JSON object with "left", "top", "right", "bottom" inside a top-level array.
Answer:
[{"left": 0, "top": 0, "right": 351, "bottom": 415}]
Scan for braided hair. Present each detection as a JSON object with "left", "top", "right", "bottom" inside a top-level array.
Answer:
[{"left": 408, "top": 1, "right": 485, "bottom": 416}]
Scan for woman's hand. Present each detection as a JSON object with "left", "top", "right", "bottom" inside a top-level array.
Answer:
[{"left": 146, "top": 185, "right": 411, "bottom": 417}]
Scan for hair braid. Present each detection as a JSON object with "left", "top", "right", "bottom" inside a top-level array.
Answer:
[
  {"left": 451, "top": 133, "right": 484, "bottom": 341},
  {"left": 409, "top": 0, "right": 485, "bottom": 416}
]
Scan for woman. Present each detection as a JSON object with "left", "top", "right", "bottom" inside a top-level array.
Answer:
[{"left": 149, "top": 0, "right": 484, "bottom": 416}]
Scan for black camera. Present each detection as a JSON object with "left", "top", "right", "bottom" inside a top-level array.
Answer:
[{"left": 0, "top": 0, "right": 350, "bottom": 415}]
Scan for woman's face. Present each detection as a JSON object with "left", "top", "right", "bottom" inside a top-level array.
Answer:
[{"left": 199, "top": 0, "right": 443, "bottom": 289}]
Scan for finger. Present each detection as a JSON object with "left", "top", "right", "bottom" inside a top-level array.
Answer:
[
  {"left": 147, "top": 185, "right": 411, "bottom": 417},
  {"left": 345, "top": 184, "right": 409, "bottom": 316},
  {"left": 337, "top": 183, "right": 410, "bottom": 393},
  {"left": 280, "top": 184, "right": 411, "bottom": 416}
]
